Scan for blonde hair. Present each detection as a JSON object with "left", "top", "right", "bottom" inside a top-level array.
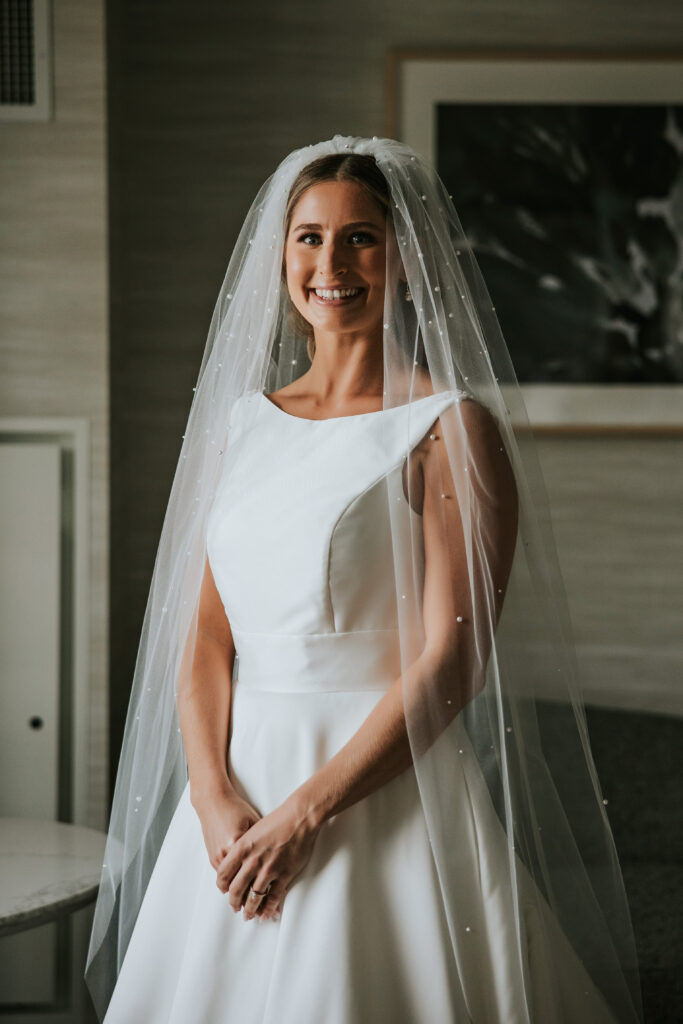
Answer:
[{"left": 282, "top": 154, "right": 391, "bottom": 362}]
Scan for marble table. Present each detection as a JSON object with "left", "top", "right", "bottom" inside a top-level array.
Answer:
[{"left": 0, "top": 818, "right": 107, "bottom": 937}]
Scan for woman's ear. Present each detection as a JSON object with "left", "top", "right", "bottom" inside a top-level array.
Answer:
[{"left": 386, "top": 221, "right": 408, "bottom": 285}]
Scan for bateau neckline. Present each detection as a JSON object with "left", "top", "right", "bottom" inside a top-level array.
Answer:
[{"left": 259, "top": 389, "right": 463, "bottom": 423}]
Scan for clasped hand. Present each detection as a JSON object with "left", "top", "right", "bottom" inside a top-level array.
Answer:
[{"left": 193, "top": 784, "right": 320, "bottom": 922}]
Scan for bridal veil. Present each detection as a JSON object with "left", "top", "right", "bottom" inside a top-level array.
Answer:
[{"left": 85, "top": 134, "right": 643, "bottom": 1023}]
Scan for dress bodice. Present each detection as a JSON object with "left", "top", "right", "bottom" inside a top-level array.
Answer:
[{"left": 206, "top": 389, "right": 467, "bottom": 690}]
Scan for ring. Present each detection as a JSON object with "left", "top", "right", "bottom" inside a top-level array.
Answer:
[{"left": 249, "top": 882, "right": 272, "bottom": 898}]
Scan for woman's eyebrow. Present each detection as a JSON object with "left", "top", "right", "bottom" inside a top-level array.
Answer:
[{"left": 292, "top": 220, "right": 382, "bottom": 232}]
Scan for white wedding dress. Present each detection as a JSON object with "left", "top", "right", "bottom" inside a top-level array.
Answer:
[{"left": 103, "top": 390, "right": 618, "bottom": 1024}]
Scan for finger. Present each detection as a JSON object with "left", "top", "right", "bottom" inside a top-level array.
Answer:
[
  {"left": 242, "top": 880, "right": 272, "bottom": 921},
  {"left": 256, "top": 878, "right": 290, "bottom": 920},
  {"left": 226, "top": 861, "right": 259, "bottom": 912},
  {"left": 216, "top": 837, "right": 251, "bottom": 893},
  {"left": 256, "top": 890, "right": 282, "bottom": 921},
  {"left": 210, "top": 837, "right": 234, "bottom": 871}
]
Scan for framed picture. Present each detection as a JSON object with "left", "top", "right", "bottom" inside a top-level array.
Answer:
[{"left": 386, "top": 50, "right": 683, "bottom": 431}]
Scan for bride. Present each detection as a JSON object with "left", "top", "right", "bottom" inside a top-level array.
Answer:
[{"left": 86, "top": 136, "right": 643, "bottom": 1023}]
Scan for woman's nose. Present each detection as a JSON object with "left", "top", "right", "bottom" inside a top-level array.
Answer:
[{"left": 316, "top": 241, "right": 346, "bottom": 278}]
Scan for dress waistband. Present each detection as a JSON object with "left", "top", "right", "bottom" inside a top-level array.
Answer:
[{"left": 232, "top": 628, "right": 401, "bottom": 694}]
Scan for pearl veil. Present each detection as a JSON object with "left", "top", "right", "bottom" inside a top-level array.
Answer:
[{"left": 85, "top": 135, "right": 642, "bottom": 1022}]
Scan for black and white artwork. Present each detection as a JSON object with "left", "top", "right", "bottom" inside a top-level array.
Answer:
[{"left": 436, "top": 103, "right": 683, "bottom": 384}]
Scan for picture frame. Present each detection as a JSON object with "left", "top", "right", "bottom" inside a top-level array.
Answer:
[{"left": 386, "top": 50, "right": 683, "bottom": 432}]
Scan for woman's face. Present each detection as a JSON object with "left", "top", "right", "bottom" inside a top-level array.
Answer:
[{"left": 284, "top": 180, "right": 387, "bottom": 340}]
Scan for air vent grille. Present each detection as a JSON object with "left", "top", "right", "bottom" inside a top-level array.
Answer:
[
  {"left": 0, "top": 0, "right": 51, "bottom": 121},
  {"left": 1, "top": 0, "right": 34, "bottom": 104}
]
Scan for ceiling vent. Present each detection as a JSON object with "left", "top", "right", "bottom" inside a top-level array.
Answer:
[{"left": 0, "top": 0, "right": 52, "bottom": 121}]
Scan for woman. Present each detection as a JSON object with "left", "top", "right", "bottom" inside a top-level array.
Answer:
[{"left": 86, "top": 136, "right": 643, "bottom": 1022}]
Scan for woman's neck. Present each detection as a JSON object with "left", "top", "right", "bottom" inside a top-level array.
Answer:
[{"left": 304, "top": 328, "right": 384, "bottom": 402}]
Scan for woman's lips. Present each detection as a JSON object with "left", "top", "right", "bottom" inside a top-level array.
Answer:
[{"left": 308, "top": 287, "right": 364, "bottom": 307}]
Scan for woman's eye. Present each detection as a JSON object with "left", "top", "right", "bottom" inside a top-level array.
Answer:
[{"left": 294, "top": 231, "right": 376, "bottom": 246}]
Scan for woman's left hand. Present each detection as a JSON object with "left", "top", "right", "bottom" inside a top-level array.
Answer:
[{"left": 215, "top": 794, "right": 320, "bottom": 921}]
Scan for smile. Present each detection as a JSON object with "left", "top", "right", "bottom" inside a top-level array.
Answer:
[{"left": 310, "top": 287, "right": 363, "bottom": 304}]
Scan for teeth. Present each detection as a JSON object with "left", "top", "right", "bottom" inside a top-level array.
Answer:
[{"left": 313, "top": 288, "right": 361, "bottom": 300}]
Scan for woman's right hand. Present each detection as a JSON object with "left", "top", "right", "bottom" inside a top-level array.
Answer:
[{"left": 191, "top": 780, "right": 262, "bottom": 873}]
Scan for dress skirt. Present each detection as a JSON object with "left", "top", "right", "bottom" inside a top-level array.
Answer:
[
  {"left": 102, "top": 679, "right": 461, "bottom": 1023},
  {"left": 103, "top": 628, "right": 618, "bottom": 1023}
]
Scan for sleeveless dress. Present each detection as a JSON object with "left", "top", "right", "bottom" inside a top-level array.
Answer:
[{"left": 102, "top": 390, "right": 618, "bottom": 1024}]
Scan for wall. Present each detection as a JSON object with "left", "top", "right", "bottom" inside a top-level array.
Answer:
[
  {"left": 106, "top": 1, "right": 683, "bottom": 792},
  {"left": 0, "top": 0, "right": 108, "bottom": 828}
]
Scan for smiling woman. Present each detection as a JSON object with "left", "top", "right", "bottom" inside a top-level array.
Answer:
[
  {"left": 282, "top": 180, "right": 389, "bottom": 411},
  {"left": 87, "top": 137, "right": 643, "bottom": 1024},
  {"left": 282, "top": 156, "right": 394, "bottom": 368}
]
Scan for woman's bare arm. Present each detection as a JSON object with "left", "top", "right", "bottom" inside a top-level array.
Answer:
[
  {"left": 177, "top": 556, "right": 238, "bottom": 809},
  {"left": 287, "top": 398, "right": 519, "bottom": 831}
]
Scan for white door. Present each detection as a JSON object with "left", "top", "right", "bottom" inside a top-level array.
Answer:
[{"left": 0, "top": 443, "right": 61, "bottom": 817}]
